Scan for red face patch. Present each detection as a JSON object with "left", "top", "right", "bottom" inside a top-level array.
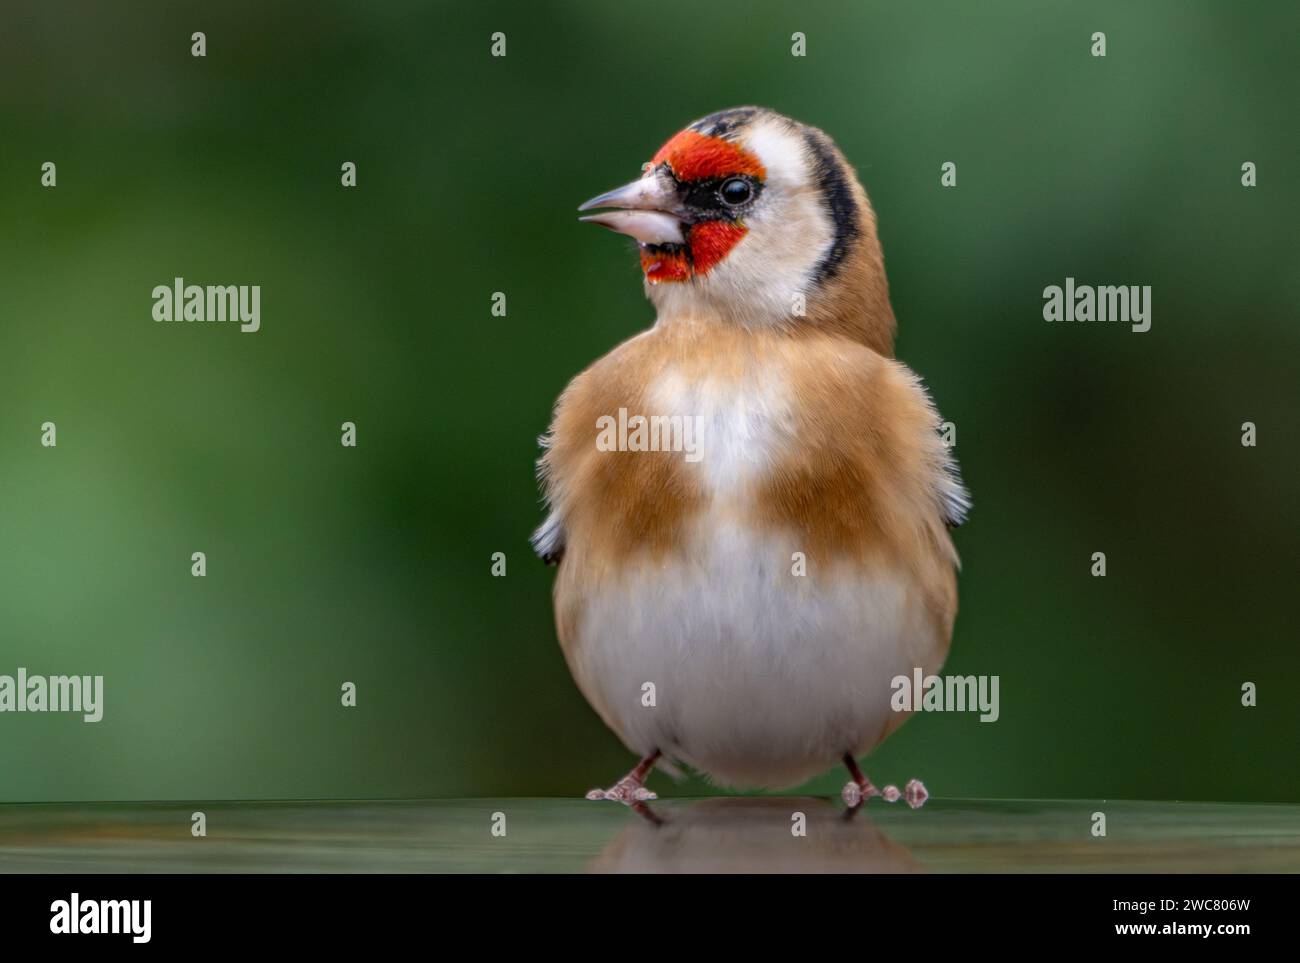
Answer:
[
  {"left": 640, "top": 246, "right": 690, "bottom": 282},
  {"left": 688, "top": 221, "right": 748, "bottom": 275},
  {"left": 640, "top": 221, "right": 748, "bottom": 284},
  {"left": 650, "top": 129, "right": 766, "bottom": 182},
  {"left": 641, "top": 129, "right": 763, "bottom": 283}
]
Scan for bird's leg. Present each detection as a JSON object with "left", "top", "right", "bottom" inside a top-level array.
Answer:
[
  {"left": 841, "top": 753, "right": 881, "bottom": 808},
  {"left": 841, "top": 754, "right": 929, "bottom": 809},
  {"left": 586, "top": 750, "right": 662, "bottom": 804}
]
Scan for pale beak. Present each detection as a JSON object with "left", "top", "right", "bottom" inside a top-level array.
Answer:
[{"left": 578, "top": 173, "right": 686, "bottom": 246}]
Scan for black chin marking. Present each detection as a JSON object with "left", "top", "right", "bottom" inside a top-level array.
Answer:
[
  {"left": 802, "top": 127, "right": 860, "bottom": 283},
  {"left": 642, "top": 241, "right": 686, "bottom": 255}
]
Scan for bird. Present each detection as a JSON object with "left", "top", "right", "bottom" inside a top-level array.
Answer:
[{"left": 532, "top": 107, "right": 968, "bottom": 809}]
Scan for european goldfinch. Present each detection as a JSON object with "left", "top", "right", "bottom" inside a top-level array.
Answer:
[{"left": 533, "top": 107, "right": 968, "bottom": 808}]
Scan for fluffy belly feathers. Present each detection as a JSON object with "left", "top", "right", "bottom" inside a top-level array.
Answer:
[{"left": 561, "top": 522, "right": 948, "bottom": 788}]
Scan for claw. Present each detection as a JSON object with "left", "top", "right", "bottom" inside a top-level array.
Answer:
[
  {"left": 842, "top": 781, "right": 863, "bottom": 808},
  {"left": 841, "top": 779, "right": 880, "bottom": 809}
]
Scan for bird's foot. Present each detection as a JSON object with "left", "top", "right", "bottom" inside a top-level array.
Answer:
[
  {"left": 585, "top": 777, "right": 657, "bottom": 804},
  {"left": 842, "top": 777, "right": 929, "bottom": 810},
  {"left": 841, "top": 752, "right": 881, "bottom": 809},
  {"left": 841, "top": 754, "right": 929, "bottom": 810},
  {"left": 585, "top": 751, "right": 661, "bottom": 805},
  {"left": 841, "top": 777, "right": 880, "bottom": 809}
]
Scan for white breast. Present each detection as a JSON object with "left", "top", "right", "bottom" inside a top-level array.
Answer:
[
  {"left": 646, "top": 363, "right": 791, "bottom": 495},
  {"left": 566, "top": 365, "right": 945, "bottom": 789}
]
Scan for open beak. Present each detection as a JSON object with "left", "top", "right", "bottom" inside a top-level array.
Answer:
[{"left": 578, "top": 173, "right": 685, "bottom": 246}]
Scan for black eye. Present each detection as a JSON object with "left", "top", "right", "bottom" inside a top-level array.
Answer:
[{"left": 719, "top": 177, "right": 752, "bottom": 206}]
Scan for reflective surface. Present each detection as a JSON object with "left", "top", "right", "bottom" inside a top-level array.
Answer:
[{"left": 3, "top": 797, "right": 1298, "bottom": 873}]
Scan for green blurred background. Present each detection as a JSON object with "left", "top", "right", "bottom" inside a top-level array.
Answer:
[{"left": 1, "top": 0, "right": 1295, "bottom": 803}]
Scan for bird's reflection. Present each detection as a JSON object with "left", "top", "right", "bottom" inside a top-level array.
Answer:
[{"left": 589, "top": 797, "right": 921, "bottom": 873}]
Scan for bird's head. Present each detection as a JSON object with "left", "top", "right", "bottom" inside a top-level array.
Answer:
[{"left": 579, "top": 107, "right": 896, "bottom": 354}]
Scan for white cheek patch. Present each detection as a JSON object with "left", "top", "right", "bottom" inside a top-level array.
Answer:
[{"left": 729, "top": 182, "right": 833, "bottom": 289}]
